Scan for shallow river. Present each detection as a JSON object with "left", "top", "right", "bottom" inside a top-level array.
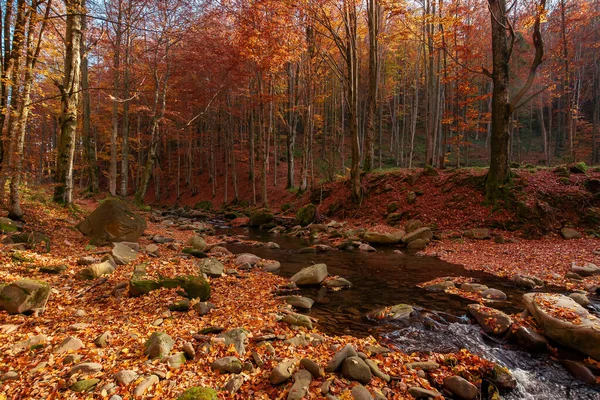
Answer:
[{"left": 218, "top": 226, "right": 600, "bottom": 399}]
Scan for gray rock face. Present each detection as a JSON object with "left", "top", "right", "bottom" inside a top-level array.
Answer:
[
  {"left": 112, "top": 243, "right": 137, "bottom": 265},
  {"left": 211, "top": 356, "right": 243, "bottom": 374},
  {"left": 198, "top": 258, "right": 224, "bottom": 278},
  {"left": 270, "top": 359, "right": 297, "bottom": 385},
  {"left": 467, "top": 304, "right": 512, "bottom": 335},
  {"left": 288, "top": 370, "right": 312, "bottom": 400},
  {"left": 290, "top": 264, "right": 328, "bottom": 286},
  {"left": 523, "top": 292, "right": 600, "bottom": 360},
  {"left": 326, "top": 344, "right": 358, "bottom": 372},
  {"left": 363, "top": 230, "right": 405, "bottom": 245},
  {"left": 0, "top": 279, "right": 50, "bottom": 314},
  {"left": 341, "top": 356, "right": 372, "bottom": 384},
  {"left": 144, "top": 332, "right": 174, "bottom": 359},
  {"left": 76, "top": 199, "right": 146, "bottom": 245},
  {"left": 443, "top": 376, "right": 478, "bottom": 400},
  {"left": 285, "top": 296, "right": 315, "bottom": 310}
]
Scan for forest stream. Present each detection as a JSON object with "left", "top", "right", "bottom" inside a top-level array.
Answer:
[{"left": 217, "top": 225, "right": 600, "bottom": 400}]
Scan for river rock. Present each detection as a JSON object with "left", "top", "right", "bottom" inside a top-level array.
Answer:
[
  {"left": 512, "top": 326, "right": 548, "bottom": 352},
  {"left": 371, "top": 304, "right": 414, "bottom": 320},
  {"left": 211, "top": 356, "right": 242, "bottom": 374},
  {"left": 351, "top": 385, "right": 374, "bottom": 400},
  {"left": 217, "top": 328, "right": 248, "bottom": 355},
  {"left": 111, "top": 242, "right": 137, "bottom": 265},
  {"left": 285, "top": 296, "right": 314, "bottom": 309},
  {"left": 571, "top": 262, "right": 600, "bottom": 277},
  {"left": 94, "top": 331, "right": 111, "bottom": 348},
  {"left": 10, "top": 334, "right": 47, "bottom": 354},
  {"left": 234, "top": 253, "right": 261, "bottom": 266},
  {"left": 443, "top": 376, "right": 478, "bottom": 400},
  {"left": 404, "top": 219, "right": 423, "bottom": 233},
  {"left": 198, "top": 258, "right": 224, "bottom": 277},
  {"left": 295, "top": 204, "right": 316, "bottom": 226},
  {"left": 258, "top": 259, "right": 281, "bottom": 272},
  {"left": 270, "top": 359, "right": 297, "bottom": 385},
  {"left": 76, "top": 199, "right": 146, "bottom": 245},
  {"left": 465, "top": 228, "right": 491, "bottom": 240},
  {"left": 407, "top": 239, "right": 428, "bottom": 250},
  {"left": 1, "top": 371, "right": 19, "bottom": 381},
  {"left": 283, "top": 312, "right": 313, "bottom": 329},
  {"left": 288, "top": 370, "right": 312, "bottom": 400},
  {"left": 363, "top": 230, "right": 405, "bottom": 245},
  {"left": 341, "top": 356, "right": 372, "bottom": 384},
  {"left": 69, "top": 362, "right": 103, "bottom": 376},
  {"left": 144, "top": 332, "right": 174, "bottom": 359},
  {"left": 461, "top": 283, "right": 488, "bottom": 293},
  {"left": 401, "top": 227, "right": 432, "bottom": 244},
  {"left": 408, "top": 387, "right": 441, "bottom": 398},
  {"left": 424, "top": 281, "right": 455, "bottom": 292},
  {"left": 364, "top": 359, "right": 390, "bottom": 382},
  {"left": 323, "top": 277, "right": 352, "bottom": 288},
  {"left": 523, "top": 292, "right": 600, "bottom": 360},
  {"left": 187, "top": 234, "right": 206, "bottom": 251},
  {"left": 482, "top": 288, "right": 507, "bottom": 300},
  {"left": 54, "top": 336, "right": 83, "bottom": 354},
  {"left": 133, "top": 375, "right": 159, "bottom": 397},
  {"left": 0, "top": 279, "right": 50, "bottom": 315},
  {"left": 164, "top": 352, "right": 186, "bottom": 369},
  {"left": 71, "top": 379, "right": 100, "bottom": 392},
  {"left": 224, "top": 375, "right": 243, "bottom": 394},
  {"left": 467, "top": 304, "right": 512, "bottom": 335},
  {"left": 194, "top": 301, "right": 216, "bottom": 315},
  {"left": 569, "top": 292, "right": 590, "bottom": 307},
  {"left": 209, "top": 246, "right": 232, "bottom": 255},
  {"left": 326, "top": 344, "right": 358, "bottom": 372},
  {"left": 290, "top": 264, "right": 328, "bottom": 286},
  {"left": 114, "top": 370, "right": 139, "bottom": 386},
  {"left": 300, "top": 358, "right": 324, "bottom": 378},
  {"left": 359, "top": 243, "right": 376, "bottom": 252},
  {"left": 405, "top": 361, "right": 439, "bottom": 371},
  {"left": 561, "top": 228, "right": 582, "bottom": 239},
  {"left": 561, "top": 360, "right": 597, "bottom": 384},
  {"left": 79, "top": 259, "right": 116, "bottom": 280}
]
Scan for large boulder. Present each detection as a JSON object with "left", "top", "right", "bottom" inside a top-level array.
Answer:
[
  {"left": 249, "top": 208, "right": 274, "bottom": 227},
  {"left": 0, "top": 279, "right": 50, "bottom": 314},
  {"left": 295, "top": 204, "right": 317, "bottom": 226},
  {"left": 523, "top": 293, "right": 600, "bottom": 360},
  {"left": 76, "top": 199, "right": 146, "bottom": 245},
  {"left": 363, "top": 230, "right": 405, "bottom": 245},
  {"left": 401, "top": 227, "right": 432, "bottom": 244},
  {"left": 290, "top": 264, "right": 328, "bottom": 286}
]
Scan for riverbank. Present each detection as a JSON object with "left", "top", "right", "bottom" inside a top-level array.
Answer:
[{"left": 0, "top": 195, "right": 505, "bottom": 399}]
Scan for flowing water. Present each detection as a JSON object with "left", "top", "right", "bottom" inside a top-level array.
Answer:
[{"left": 216, "top": 226, "right": 600, "bottom": 399}]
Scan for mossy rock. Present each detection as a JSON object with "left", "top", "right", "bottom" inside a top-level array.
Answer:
[
  {"left": 249, "top": 208, "right": 274, "bottom": 227},
  {"left": 223, "top": 212, "right": 239, "bottom": 220},
  {"left": 177, "top": 386, "right": 218, "bottom": 400},
  {"left": 129, "top": 279, "right": 161, "bottom": 297},
  {"left": 423, "top": 165, "right": 438, "bottom": 176},
  {"left": 0, "top": 217, "right": 18, "bottom": 233},
  {"left": 194, "top": 201, "right": 212, "bottom": 210},
  {"left": 130, "top": 275, "right": 210, "bottom": 301},
  {"left": 182, "top": 247, "right": 207, "bottom": 258},
  {"left": 570, "top": 162, "right": 588, "bottom": 174},
  {"left": 179, "top": 276, "right": 211, "bottom": 300},
  {"left": 281, "top": 202, "right": 292, "bottom": 212},
  {"left": 39, "top": 264, "right": 67, "bottom": 274},
  {"left": 70, "top": 379, "right": 100, "bottom": 392},
  {"left": 295, "top": 203, "right": 317, "bottom": 226}
]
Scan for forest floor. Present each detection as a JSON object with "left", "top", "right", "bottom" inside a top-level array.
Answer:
[{"left": 0, "top": 191, "right": 500, "bottom": 400}]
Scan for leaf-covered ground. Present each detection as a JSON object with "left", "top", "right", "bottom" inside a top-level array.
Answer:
[{"left": 0, "top": 195, "right": 498, "bottom": 399}]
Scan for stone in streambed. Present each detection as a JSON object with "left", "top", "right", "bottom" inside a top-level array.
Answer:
[
  {"left": 561, "top": 360, "right": 597, "bottom": 384},
  {"left": 290, "top": 264, "right": 328, "bottom": 286},
  {"left": 326, "top": 344, "right": 358, "bottom": 372},
  {"left": 285, "top": 296, "right": 314, "bottom": 310},
  {"left": 467, "top": 304, "right": 512, "bottom": 335},
  {"left": 341, "top": 356, "right": 372, "bottom": 384},
  {"left": 443, "top": 376, "right": 478, "bottom": 400},
  {"left": 283, "top": 312, "right": 313, "bottom": 329}
]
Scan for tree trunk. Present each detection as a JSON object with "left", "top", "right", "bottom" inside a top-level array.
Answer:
[
  {"left": 54, "top": 0, "right": 83, "bottom": 205},
  {"left": 363, "top": 0, "right": 380, "bottom": 172},
  {"left": 109, "top": 0, "right": 122, "bottom": 196}
]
